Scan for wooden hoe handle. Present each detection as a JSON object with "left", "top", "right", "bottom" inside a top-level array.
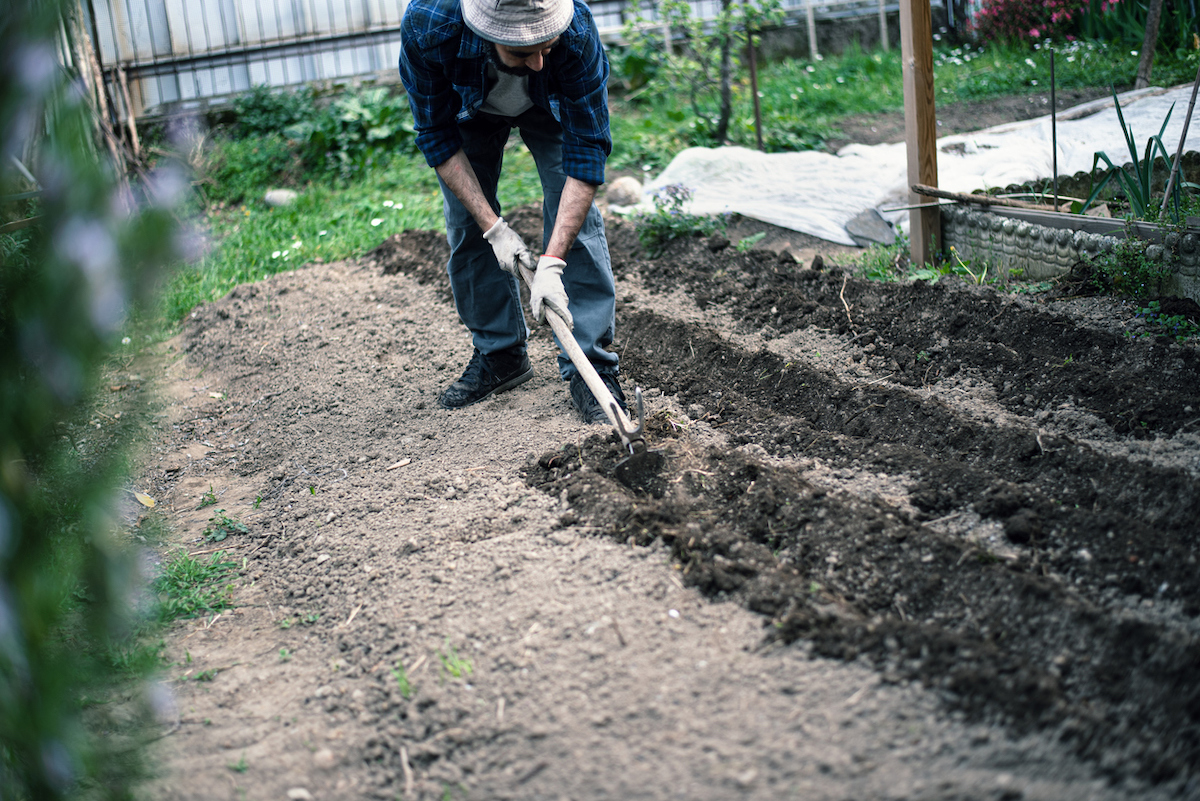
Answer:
[{"left": 517, "top": 261, "right": 639, "bottom": 448}]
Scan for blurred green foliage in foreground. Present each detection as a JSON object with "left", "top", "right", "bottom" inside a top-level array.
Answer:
[{"left": 1, "top": 1, "right": 182, "bottom": 797}]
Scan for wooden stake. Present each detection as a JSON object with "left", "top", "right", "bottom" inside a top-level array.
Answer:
[
  {"left": 71, "top": 0, "right": 128, "bottom": 188},
  {"left": 746, "top": 24, "right": 763, "bottom": 151},
  {"left": 1160, "top": 58, "right": 1200, "bottom": 219},
  {"left": 117, "top": 65, "right": 141, "bottom": 159},
  {"left": 899, "top": 0, "right": 940, "bottom": 268},
  {"left": 878, "top": 0, "right": 889, "bottom": 51},
  {"left": 911, "top": 183, "right": 1067, "bottom": 212},
  {"left": 806, "top": 0, "right": 818, "bottom": 60}
]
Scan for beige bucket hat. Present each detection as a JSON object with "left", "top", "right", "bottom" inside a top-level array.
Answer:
[{"left": 462, "top": 0, "right": 574, "bottom": 47}]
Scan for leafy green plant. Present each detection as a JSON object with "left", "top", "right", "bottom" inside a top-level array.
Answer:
[
  {"left": 227, "top": 752, "right": 249, "bottom": 773},
  {"left": 153, "top": 551, "right": 239, "bottom": 623},
  {"left": 947, "top": 248, "right": 991, "bottom": 284},
  {"left": 279, "top": 648, "right": 293, "bottom": 662},
  {"left": 853, "top": 234, "right": 911, "bottom": 281},
  {"left": 285, "top": 87, "right": 419, "bottom": 179},
  {"left": 203, "top": 509, "right": 249, "bottom": 542},
  {"left": 1090, "top": 237, "right": 1170, "bottom": 298},
  {"left": 969, "top": 0, "right": 1089, "bottom": 45},
  {"left": 233, "top": 84, "right": 316, "bottom": 138},
  {"left": 201, "top": 134, "right": 303, "bottom": 206},
  {"left": 198, "top": 485, "right": 218, "bottom": 508},
  {"left": 437, "top": 639, "right": 474, "bottom": 681},
  {"left": 1133, "top": 300, "right": 1200, "bottom": 340},
  {"left": 1081, "top": 89, "right": 1180, "bottom": 221},
  {"left": 634, "top": 183, "right": 727, "bottom": 256},
  {"left": 907, "top": 245, "right": 997, "bottom": 284}
]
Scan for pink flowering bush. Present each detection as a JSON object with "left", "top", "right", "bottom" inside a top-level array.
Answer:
[{"left": 970, "top": 0, "right": 1091, "bottom": 45}]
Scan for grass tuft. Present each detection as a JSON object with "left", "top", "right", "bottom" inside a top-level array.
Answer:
[{"left": 153, "top": 551, "right": 239, "bottom": 623}]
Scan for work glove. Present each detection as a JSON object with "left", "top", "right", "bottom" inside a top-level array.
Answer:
[
  {"left": 483, "top": 217, "right": 533, "bottom": 276},
  {"left": 530, "top": 255, "right": 573, "bottom": 330}
]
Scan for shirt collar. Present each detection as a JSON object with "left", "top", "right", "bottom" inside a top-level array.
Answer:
[{"left": 458, "top": 25, "right": 489, "bottom": 60}]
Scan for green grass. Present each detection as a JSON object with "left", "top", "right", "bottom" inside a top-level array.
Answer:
[
  {"left": 610, "top": 38, "right": 1148, "bottom": 161},
  {"left": 392, "top": 660, "right": 414, "bottom": 698},
  {"left": 933, "top": 39, "right": 1142, "bottom": 99},
  {"left": 153, "top": 550, "right": 239, "bottom": 623},
  {"left": 159, "top": 138, "right": 542, "bottom": 326}
]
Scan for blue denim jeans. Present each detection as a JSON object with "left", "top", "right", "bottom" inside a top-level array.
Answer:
[{"left": 437, "top": 106, "right": 618, "bottom": 380}]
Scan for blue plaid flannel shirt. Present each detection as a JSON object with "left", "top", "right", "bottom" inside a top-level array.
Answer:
[{"left": 398, "top": 0, "right": 611, "bottom": 186}]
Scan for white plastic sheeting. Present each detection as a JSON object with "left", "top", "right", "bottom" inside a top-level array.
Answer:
[{"left": 641, "top": 85, "right": 1200, "bottom": 246}]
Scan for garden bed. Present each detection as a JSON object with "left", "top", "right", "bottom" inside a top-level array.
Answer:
[
  {"left": 942, "top": 203, "right": 1200, "bottom": 301},
  {"left": 137, "top": 203, "right": 1200, "bottom": 800}
]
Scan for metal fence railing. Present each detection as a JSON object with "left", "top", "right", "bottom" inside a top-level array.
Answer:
[{"left": 82, "top": 0, "right": 940, "bottom": 120}]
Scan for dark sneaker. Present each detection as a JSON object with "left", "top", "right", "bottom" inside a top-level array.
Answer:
[
  {"left": 570, "top": 371, "right": 627, "bottom": 424},
  {"left": 439, "top": 346, "right": 533, "bottom": 409}
]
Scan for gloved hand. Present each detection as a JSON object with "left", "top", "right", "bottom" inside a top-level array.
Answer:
[
  {"left": 482, "top": 217, "right": 533, "bottom": 276},
  {"left": 530, "top": 255, "right": 573, "bottom": 330}
]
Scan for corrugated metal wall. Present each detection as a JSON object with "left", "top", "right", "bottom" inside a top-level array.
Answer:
[
  {"left": 84, "top": 0, "right": 916, "bottom": 119},
  {"left": 87, "top": 0, "right": 411, "bottom": 115}
]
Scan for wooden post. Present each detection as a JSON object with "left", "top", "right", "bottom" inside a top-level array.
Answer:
[
  {"left": 117, "top": 66, "right": 141, "bottom": 160},
  {"left": 899, "top": 0, "right": 939, "bottom": 268},
  {"left": 746, "top": 25, "right": 763, "bottom": 151},
  {"left": 878, "top": 0, "right": 889, "bottom": 52},
  {"left": 1135, "top": 0, "right": 1164, "bottom": 90},
  {"left": 806, "top": 0, "right": 818, "bottom": 60}
]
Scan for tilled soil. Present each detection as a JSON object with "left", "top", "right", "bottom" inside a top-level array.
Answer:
[{"left": 136, "top": 202, "right": 1200, "bottom": 801}]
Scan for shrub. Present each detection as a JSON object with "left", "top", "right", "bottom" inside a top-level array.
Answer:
[
  {"left": 970, "top": 0, "right": 1089, "bottom": 45},
  {"left": 202, "top": 134, "right": 303, "bottom": 205},
  {"left": 1091, "top": 237, "right": 1170, "bottom": 298},
  {"left": 284, "top": 86, "right": 419, "bottom": 180},
  {"left": 232, "top": 84, "right": 316, "bottom": 139}
]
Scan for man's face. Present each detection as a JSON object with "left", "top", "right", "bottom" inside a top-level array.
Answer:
[{"left": 490, "top": 37, "right": 559, "bottom": 76}]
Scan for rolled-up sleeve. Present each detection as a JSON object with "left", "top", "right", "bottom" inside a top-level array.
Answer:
[{"left": 398, "top": 11, "right": 464, "bottom": 169}]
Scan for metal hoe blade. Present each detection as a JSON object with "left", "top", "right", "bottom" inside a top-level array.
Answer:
[
  {"left": 515, "top": 260, "right": 665, "bottom": 493},
  {"left": 613, "top": 388, "right": 667, "bottom": 496}
]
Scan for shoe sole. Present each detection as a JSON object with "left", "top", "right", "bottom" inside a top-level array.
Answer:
[{"left": 439, "top": 365, "right": 534, "bottom": 409}]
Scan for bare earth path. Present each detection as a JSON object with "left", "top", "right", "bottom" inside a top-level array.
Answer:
[{"left": 134, "top": 206, "right": 1200, "bottom": 800}]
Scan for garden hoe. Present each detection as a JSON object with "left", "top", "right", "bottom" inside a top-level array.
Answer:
[{"left": 516, "top": 261, "right": 665, "bottom": 495}]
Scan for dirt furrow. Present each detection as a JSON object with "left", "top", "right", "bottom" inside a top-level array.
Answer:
[
  {"left": 519, "top": 234, "right": 1200, "bottom": 787},
  {"left": 629, "top": 243, "right": 1200, "bottom": 437}
]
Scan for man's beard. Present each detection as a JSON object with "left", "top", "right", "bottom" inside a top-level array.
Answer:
[{"left": 488, "top": 44, "right": 532, "bottom": 77}]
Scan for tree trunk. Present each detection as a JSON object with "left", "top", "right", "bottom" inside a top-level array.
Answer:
[
  {"left": 1135, "top": 0, "right": 1164, "bottom": 90},
  {"left": 714, "top": 0, "right": 733, "bottom": 143}
]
